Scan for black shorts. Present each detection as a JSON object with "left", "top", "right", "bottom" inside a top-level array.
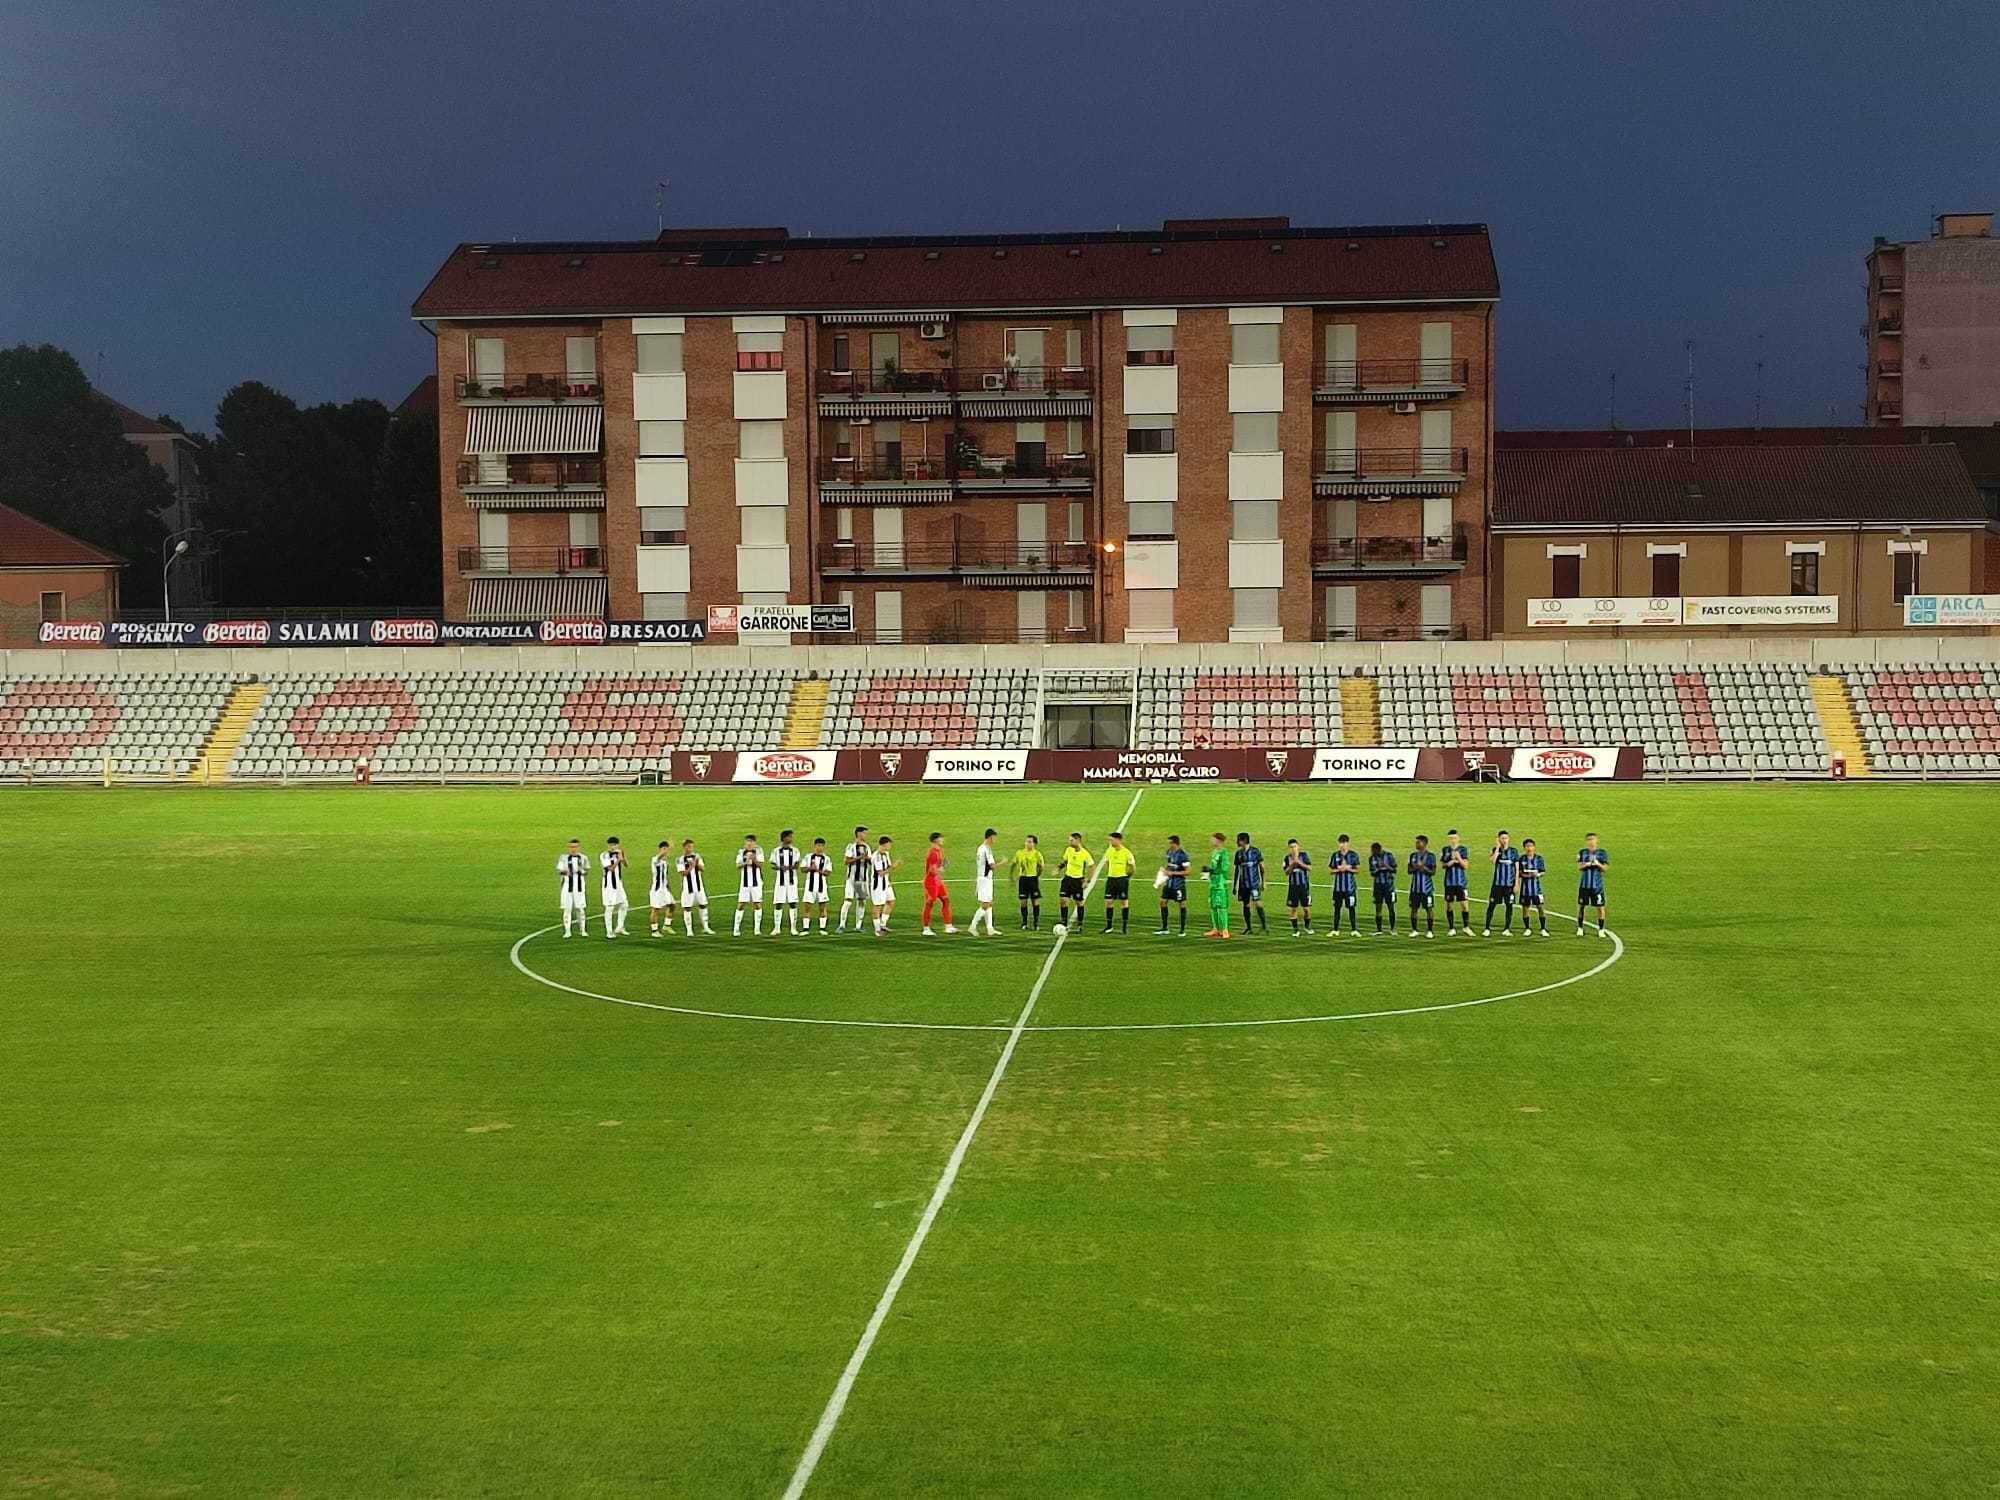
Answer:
[
  {"left": 1018, "top": 875, "right": 1042, "bottom": 899},
  {"left": 1059, "top": 874, "right": 1086, "bottom": 900},
  {"left": 1287, "top": 882, "right": 1311, "bottom": 908},
  {"left": 1373, "top": 884, "right": 1397, "bottom": 905},
  {"left": 1490, "top": 884, "right": 1515, "bottom": 902},
  {"left": 1444, "top": 882, "right": 1469, "bottom": 900},
  {"left": 1579, "top": 885, "right": 1605, "bottom": 908},
  {"left": 1519, "top": 887, "right": 1545, "bottom": 907},
  {"left": 1104, "top": 876, "right": 1130, "bottom": 900},
  {"left": 1410, "top": 890, "right": 1435, "bottom": 910},
  {"left": 1332, "top": 887, "right": 1357, "bottom": 908}
]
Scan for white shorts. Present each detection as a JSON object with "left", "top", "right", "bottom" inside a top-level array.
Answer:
[
  {"left": 872, "top": 883, "right": 894, "bottom": 904},
  {"left": 650, "top": 889, "right": 676, "bottom": 909},
  {"left": 560, "top": 892, "right": 588, "bottom": 912},
  {"left": 738, "top": 882, "right": 764, "bottom": 904},
  {"left": 680, "top": 886, "right": 708, "bottom": 907},
  {"left": 974, "top": 876, "right": 994, "bottom": 903},
  {"left": 602, "top": 890, "right": 629, "bottom": 910},
  {"left": 770, "top": 883, "right": 797, "bottom": 905}
]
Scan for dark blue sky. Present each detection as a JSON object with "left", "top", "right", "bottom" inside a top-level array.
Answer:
[{"left": 4, "top": 0, "right": 1995, "bottom": 435}]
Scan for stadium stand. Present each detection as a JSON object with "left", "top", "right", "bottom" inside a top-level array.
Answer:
[
  {"left": 818, "top": 668, "right": 1036, "bottom": 748},
  {"left": 1843, "top": 664, "right": 2000, "bottom": 773},
  {"left": 225, "top": 669, "right": 801, "bottom": 777},
  {"left": 1379, "top": 665, "right": 1828, "bottom": 773},
  {"left": 0, "top": 672, "right": 236, "bottom": 778},
  {"left": 1134, "top": 669, "right": 1346, "bottom": 749}
]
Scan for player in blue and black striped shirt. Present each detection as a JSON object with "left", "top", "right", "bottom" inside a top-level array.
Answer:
[
  {"left": 1440, "top": 828, "right": 1472, "bottom": 936},
  {"left": 1234, "top": 833, "right": 1268, "bottom": 935},
  {"left": 1326, "top": 835, "right": 1361, "bottom": 938},
  {"left": 1576, "top": 833, "right": 1610, "bottom": 939},
  {"left": 1484, "top": 830, "right": 1520, "bottom": 937},
  {"left": 1282, "top": 839, "right": 1313, "bottom": 936},
  {"left": 1517, "top": 838, "right": 1550, "bottom": 937},
  {"left": 1406, "top": 835, "right": 1438, "bottom": 939},
  {"left": 1367, "top": 841, "right": 1399, "bottom": 936}
]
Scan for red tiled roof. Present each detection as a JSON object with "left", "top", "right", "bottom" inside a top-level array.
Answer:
[
  {"left": 96, "top": 391, "right": 174, "bottom": 436},
  {"left": 396, "top": 374, "right": 438, "bottom": 417},
  {"left": 1495, "top": 445, "right": 1988, "bottom": 528},
  {"left": 1498, "top": 425, "right": 2000, "bottom": 487},
  {"left": 412, "top": 221, "right": 1499, "bottom": 320},
  {"left": 0, "top": 502, "right": 125, "bottom": 568}
]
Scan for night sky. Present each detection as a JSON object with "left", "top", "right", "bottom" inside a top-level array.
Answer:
[{"left": 4, "top": 0, "right": 1995, "bottom": 434}]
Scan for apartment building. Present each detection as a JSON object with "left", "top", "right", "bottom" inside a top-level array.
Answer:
[
  {"left": 1865, "top": 212, "right": 2000, "bottom": 427},
  {"left": 411, "top": 216, "right": 1499, "bottom": 643}
]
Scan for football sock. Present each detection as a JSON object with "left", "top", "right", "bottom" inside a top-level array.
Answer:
[
  {"left": 1158, "top": 905, "right": 1170, "bottom": 930},
  {"left": 1120, "top": 909, "right": 1129, "bottom": 932},
  {"left": 733, "top": 909, "right": 743, "bottom": 935},
  {"left": 1304, "top": 913, "right": 1312, "bottom": 932},
  {"left": 1257, "top": 907, "right": 1267, "bottom": 932},
  {"left": 754, "top": 909, "right": 764, "bottom": 935},
  {"left": 1179, "top": 906, "right": 1187, "bottom": 932}
]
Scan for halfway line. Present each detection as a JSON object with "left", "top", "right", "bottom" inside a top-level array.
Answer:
[{"left": 779, "top": 784, "right": 1147, "bottom": 1499}]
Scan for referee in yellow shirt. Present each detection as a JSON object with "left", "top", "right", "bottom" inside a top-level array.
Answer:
[
  {"left": 1099, "top": 830, "right": 1139, "bottom": 934},
  {"left": 1014, "top": 834, "right": 1046, "bottom": 930},
  {"left": 1057, "top": 832, "right": 1095, "bottom": 933}
]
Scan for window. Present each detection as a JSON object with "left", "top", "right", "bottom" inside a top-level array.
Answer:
[
  {"left": 739, "top": 419, "right": 784, "bottom": 459},
  {"left": 1067, "top": 501, "right": 1085, "bottom": 544},
  {"left": 635, "top": 333, "right": 683, "bottom": 374},
  {"left": 1790, "top": 550, "right": 1820, "bottom": 595},
  {"left": 874, "top": 418, "right": 903, "bottom": 473},
  {"left": 875, "top": 589, "right": 903, "bottom": 643},
  {"left": 1552, "top": 553, "right": 1581, "bottom": 599},
  {"left": 740, "top": 506, "right": 788, "bottom": 546},
  {"left": 1232, "top": 587, "right": 1281, "bottom": 631},
  {"left": 1127, "top": 501, "right": 1175, "bottom": 538},
  {"left": 830, "top": 333, "right": 850, "bottom": 372},
  {"left": 639, "top": 506, "right": 688, "bottom": 545},
  {"left": 1014, "top": 420, "right": 1047, "bottom": 475},
  {"left": 1233, "top": 500, "right": 1281, "bottom": 541},
  {"left": 1066, "top": 589, "right": 1087, "bottom": 632},
  {"left": 1017, "top": 590, "right": 1047, "bottom": 642},
  {"left": 472, "top": 337, "right": 505, "bottom": 385},
  {"left": 1231, "top": 323, "right": 1279, "bottom": 365},
  {"left": 1127, "top": 413, "right": 1175, "bottom": 454},
  {"left": 1125, "top": 324, "right": 1175, "bottom": 365},
  {"left": 568, "top": 511, "right": 600, "bottom": 548},
  {"left": 1064, "top": 419, "right": 1085, "bottom": 457},
  {"left": 1651, "top": 551, "right": 1681, "bottom": 596},
  {"left": 736, "top": 330, "right": 783, "bottom": 371},
  {"left": 1893, "top": 549, "right": 1921, "bottom": 602},
  {"left": 1421, "top": 584, "right": 1453, "bottom": 639},
  {"left": 834, "top": 506, "right": 854, "bottom": 544},
  {"left": 1325, "top": 584, "right": 1357, "bottom": 640},
  {"left": 1233, "top": 412, "right": 1279, "bottom": 453},
  {"left": 564, "top": 336, "right": 596, "bottom": 384},
  {"left": 830, "top": 420, "right": 852, "bottom": 458},
  {"left": 869, "top": 332, "right": 900, "bottom": 381},
  {"left": 638, "top": 420, "right": 684, "bottom": 457},
  {"left": 1064, "top": 328, "right": 1083, "bottom": 368},
  {"left": 642, "top": 592, "right": 689, "bottom": 620},
  {"left": 39, "top": 590, "right": 64, "bottom": 623},
  {"left": 1127, "top": 588, "right": 1175, "bottom": 631}
]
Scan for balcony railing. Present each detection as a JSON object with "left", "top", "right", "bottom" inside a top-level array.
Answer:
[
  {"left": 952, "top": 455, "right": 1093, "bottom": 485},
  {"left": 455, "top": 373, "right": 603, "bottom": 401},
  {"left": 1325, "top": 623, "right": 1468, "bottom": 642},
  {"left": 1314, "top": 359, "right": 1469, "bottom": 390},
  {"left": 1314, "top": 447, "right": 1469, "bottom": 478},
  {"left": 819, "top": 457, "right": 950, "bottom": 484},
  {"left": 1877, "top": 402, "right": 1903, "bottom": 419},
  {"left": 1312, "top": 531, "right": 1469, "bottom": 570},
  {"left": 457, "top": 456, "right": 605, "bottom": 489},
  {"left": 456, "top": 546, "right": 603, "bottom": 575},
  {"left": 1878, "top": 315, "right": 1903, "bottom": 334},
  {"left": 819, "top": 541, "right": 1099, "bottom": 574},
  {"left": 818, "top": 364, "right": 1094, "bottom": 397},
  {"left": 1877, "top": 278, "right": 1904, "bottom": 293},
  {"left": 1877, "top": 360, "right": 1903, "bottom": 377}
]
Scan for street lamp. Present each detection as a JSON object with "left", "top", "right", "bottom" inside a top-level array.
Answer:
[{"left": 163, "top": 537, "right": 190, "bottom": 623}]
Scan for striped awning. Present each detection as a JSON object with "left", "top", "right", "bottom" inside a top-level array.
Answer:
[
  {"left": 816, "top": 397, "right": 953, "bottom": 418},
  {"left": 465, "top": 576, "right": 607, "bottom": 621},
  {"left": 956, "top": 397, "right": 1092, "bottom": 419},
  {"left": 463, "top": 490, "right": 606, "bottom": 510},
  {"left": 970, "top": 572, "right": 1095, "bottom": 590},
  {"left": 816, "top": 486, "right": 957, "bottom": 506},
  {"left": 819, "top": 311, "right": 950, "bottom": 325},
  {"left": 463, "top": 404, "right": 603, "bottom": 456}
]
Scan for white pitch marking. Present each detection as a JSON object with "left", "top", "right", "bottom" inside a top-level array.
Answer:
[{"left": 777, "top": 785, "right": 1147, "bottom": 1500}]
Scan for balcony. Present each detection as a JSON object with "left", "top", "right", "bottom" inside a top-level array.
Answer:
[
  {"left": 817, "top": 364, "right": 1093, "bottom": 416},
  {"left": 1313, "top": 448, "right": 1469, "bottom": 496},
  {"left": 1314, "top": 359, "right": 1469, "bottom": 403},
  {"left": 1325, "top": 623, "right": 1468, "bottom": 642},
  {"left": 1877, "top": 401, "right": 1903, "bottom": 420},
  {"left": 1876, "top": 278, "right": 1904, "bottom": 294},
  {"left": 455, "top": 373, "right": 603, "bottom": 402},
  {"left": 953, "top": 365, "right": 1092, "bottom": 396},
  {"left": 952, "top": 455, "right": 1093, "bottom": 490},
  {"left": 1877, "top": 360, "right": 1903, "bottom": 377},
  {"left": 818, "top": 456, "right": 952, "bottom": 490},
  {"left": 456, "top": 546, "right": 604, "bottom": 576},
  {"left": 1313, "top": 530, "right": 1469, "bottom": 575},
  {"left": 457, "top": 456, "right": 605, "bottom": 489},
  {"left": 1877, "top": 315, "right": 1903, "bottom": 335},
  {"left": 818, "top": 540, "right": 1100, "bottom": 581}
]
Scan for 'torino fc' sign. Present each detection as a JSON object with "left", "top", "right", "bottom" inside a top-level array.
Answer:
[
  {"left": 1310, "top": 748, "right": 1420, "bottom": 780},
  {"left": 922, "top": 750, "right": 1030, "bottom": 782}
]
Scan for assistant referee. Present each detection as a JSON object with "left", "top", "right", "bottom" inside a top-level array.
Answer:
[
  {"left": 1057, "top": 832, "right": 1094, "bottom": 933},
  {"left": 1099, "top": 830, "right": 1138, "bottom": 934}
]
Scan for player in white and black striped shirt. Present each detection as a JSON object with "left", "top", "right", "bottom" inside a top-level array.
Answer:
[
  {"left": 555, "top": 839, "right": 590, "bottom": 937},
  {"left": 839, "top": 825, "right": 872, "bottom": 933},
  {"left": 733, "top": 834, "right": 765, "bottom": 936},
  {"left": 599, "top": 837, "right": 630, "bottom": 938},
  {"left": 648, "top": 841, "right": 677, "bottom": 938},
  {"left": 801, "top": 837, "right": 833, "bottom": 934},
  {"left": 678, "top": 839, "right": 713, "bottom": 935},
  {"left": 769, "top": 829, "right": 803, "bottom": 936}
]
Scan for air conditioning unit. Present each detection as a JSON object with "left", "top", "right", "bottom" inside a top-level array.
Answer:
[
  {"left": 982, "top": 373, "right": 1007, "bottom": 391},
  {"left": 851, "top": 416, "right": 873, "bottom": 426},
  {"left": 918, "top": 321, "right": 948, "bottom": 340},
  {"left": 1391, "top": 400, "right": 1418, "bottom": 415}
]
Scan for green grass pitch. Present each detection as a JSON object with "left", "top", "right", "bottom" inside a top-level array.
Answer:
[{"left": 4, "top": 781, "right": 1997, "bottom": 1497}]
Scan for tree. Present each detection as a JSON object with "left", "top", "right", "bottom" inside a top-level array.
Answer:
[
  {"left": 0, "top": 343, "right": 171, "bottom": 600},
  {"left": 368, "top": 410, "right": 441, "bottom": 606}
]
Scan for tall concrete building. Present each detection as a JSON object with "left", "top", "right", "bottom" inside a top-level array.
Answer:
[
  {"left": 1865, "top": 212, "right": 2000, "bottom": 427},
  {"left": 412, "top": 217, "right": 1498, "bottom": 644}
]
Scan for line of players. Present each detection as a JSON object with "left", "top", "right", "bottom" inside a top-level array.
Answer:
[
  {"left": 1189, "top": 828, "right": 1612, "bottom": 940},
  {"left": 555, "top": 827, "right": 1611, "bottom": 942}
]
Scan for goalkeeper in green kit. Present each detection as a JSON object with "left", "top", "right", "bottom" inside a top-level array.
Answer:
[{"left": 1202, "top": 831, "right": 1233, "bottom": 939}]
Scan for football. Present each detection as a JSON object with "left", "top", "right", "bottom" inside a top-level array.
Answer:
[{"left": 1051, "top": 924, "right": 1068, "bottom": 937}]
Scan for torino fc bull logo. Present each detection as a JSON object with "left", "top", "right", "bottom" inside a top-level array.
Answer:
[
  {"left": 688, "top": 754, "right": 713, "bottom": 781},
  {"left": 1265, "top": 751, "right": 1290, "bottom": 776},
  {"left": 879, "top": 752, "right": 903, "bottom": 776}
]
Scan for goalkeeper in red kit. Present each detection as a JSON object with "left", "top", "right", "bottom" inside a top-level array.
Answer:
[{"left": 921, "top": 831, "right": 957, "bottom": 936}]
